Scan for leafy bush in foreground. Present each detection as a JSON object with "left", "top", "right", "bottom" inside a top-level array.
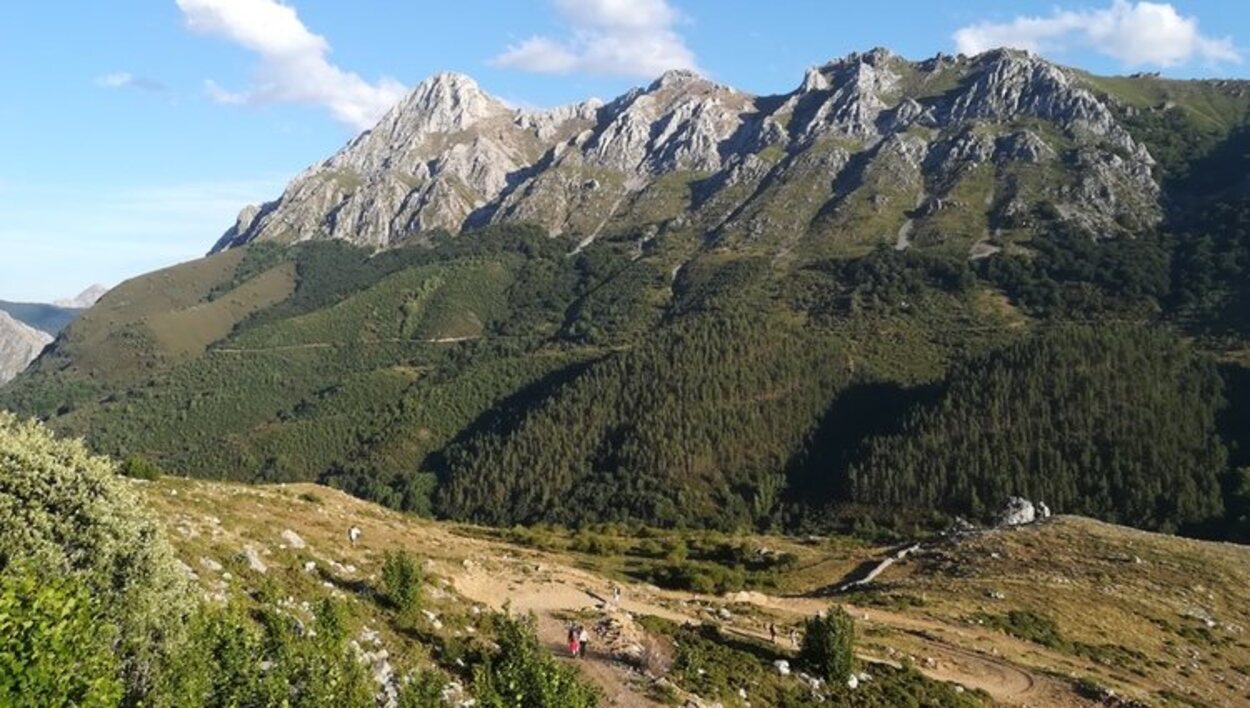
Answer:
[
  {"left": 473, "top": 613, "right": 599, "bottom": 707},
  {"left": 0, "top": 569, "right": 123, "bottom": 707},
  {"left": 0, "top": 411, "right": 193, "bottom": 700},
  {"left": 155, "top": 600, "right": 374, "bottom": 707}
]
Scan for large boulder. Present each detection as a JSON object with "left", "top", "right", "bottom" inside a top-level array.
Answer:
[{"left": 997, "top": 496, "right": 1036, "bottom": 527}]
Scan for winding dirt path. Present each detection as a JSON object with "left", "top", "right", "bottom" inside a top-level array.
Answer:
[
  {"left": 453, "top": 566, "right": 1076, "bottom": 706},
  {"left": 148, "top": 480, "right": 1081, "bottom": 706}
]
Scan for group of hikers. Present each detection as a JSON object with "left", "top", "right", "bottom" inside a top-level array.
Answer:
[
  {"left": 767, "top": 622, "right": 802, "bottom": 648},
  {"left": 564, "top": 584, "right": 624, "bottom": 658},
  {"left": 566, "top": 623, "right": 592, "bottom": 658}
]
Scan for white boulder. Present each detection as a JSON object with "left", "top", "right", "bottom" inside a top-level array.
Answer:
[{"left": 997, "top": 497, "right": 1036, "bottom": 526}]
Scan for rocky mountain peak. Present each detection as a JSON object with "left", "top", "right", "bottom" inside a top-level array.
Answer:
[
  {"left": 648, "top": 68, "right": 707, "bottom": 91},
  {"left": 376, "top": 71, "right": 509, "bottom": 138},
  {"left": 214, "top": 48, "right": 1166, "bottom": 255}
]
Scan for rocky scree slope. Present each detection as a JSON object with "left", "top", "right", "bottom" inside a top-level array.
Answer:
[
  {"left": 213, "top": 48, "right": 1159, "bottom": 258},
  {"left": 0, "top": 310, "right": 52, "bottom": 383}
]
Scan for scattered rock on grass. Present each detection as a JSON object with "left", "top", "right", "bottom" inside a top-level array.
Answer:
[
  {"left": 280, "top": 529, "right": 307, "bottom": 549},
  {"left": 243, "top": 545, "right": 268, "bottom": 573}
]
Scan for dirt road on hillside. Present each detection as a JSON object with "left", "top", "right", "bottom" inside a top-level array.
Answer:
[
  {"left": 148, "top": 481, "right": 1086, "bottom": 706},
  {"left": 452, "top": 566, "right": 1079, "bottom": 706}
]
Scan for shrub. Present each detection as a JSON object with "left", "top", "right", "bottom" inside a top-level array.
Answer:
[
  {"left": 800, "top": 606, "right": 856, "bottom": 683},
  {"left": 397, "top": 670, "right": 447, "bottom": 707},
  {"left": 647, "top": 561, "right": 747, "bottom": 595},
  {"left": 571, "top": 530, "right": 626, "bottom": 555},
  {"left": 980, "top": 609, "right": 1065, "bottom": 649},
  {"left": 473, "top": 613, "right": 599, "bottom": 707},
  {"left": 0, "top": 568, "right": 123, "bottom": 707},
  {"left": 381, "top": 549, "right": 423, "bottom": 614},
  {"left": 156, "top": 600, "right": 374, "bottom": 707},
  {"left": 0, "top": 412, "right": 193, "bottom": 700},
  {"left": 118, "top": 453, "right": 163, "bottom": 480}
]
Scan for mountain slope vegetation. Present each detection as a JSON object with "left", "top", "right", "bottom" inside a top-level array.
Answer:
[
  {"left": 5, "top": 51, "right": 1250, "bottom": 543},
  {"left": 850, "top": 325, "right": 1227, "bottom": 531}
]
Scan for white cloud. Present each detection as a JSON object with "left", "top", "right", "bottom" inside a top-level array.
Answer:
[
  {"left": 95, "top": 71, "right": 167, "bottom": 92},
  {"left": 175, "top": 0, "right": 407, "bottom": 130},
  {"left": 492, "top": 0, "right": 698, "bottom": 78},
  {"left": 954, "top": 1, "right": 1241, "bottom": 67}
]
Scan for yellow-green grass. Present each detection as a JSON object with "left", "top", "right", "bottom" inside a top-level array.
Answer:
[{"left": 146, "top": 262, "right": 296, "bottom": 359}]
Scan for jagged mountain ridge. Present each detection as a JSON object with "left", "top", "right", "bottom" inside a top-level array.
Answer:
[{"left": 212, "top": 48, "right": 1160, "bottom": 258}]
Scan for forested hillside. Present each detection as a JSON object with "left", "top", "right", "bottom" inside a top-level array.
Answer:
[
  {"left": 5, "top": 63, "right": 1250, "bottom": 543},
  {"left": 5, "top": 217, "right": 1250, "bottom": 542},
  {"left": 850, "top": 325, "right": 1227, "bottom": 531}
]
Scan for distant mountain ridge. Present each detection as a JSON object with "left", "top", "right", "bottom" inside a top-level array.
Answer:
[
  {"left": 0, "top": 286, "right": 105, "bottom": 383},
  {"left": 212, "top": 48, "right": 1166, "bottom": 259},
  {"left": 53, "top": 284, "right": 109, "bottom": 309},
  {"left": 0, "top": 300, "right": 82, "bottom": 336}
]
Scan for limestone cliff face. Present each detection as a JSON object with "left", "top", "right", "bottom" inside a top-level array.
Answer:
[
  {"left": 0, "top": 311, "right": 52, "bottom": 384},
  {"left": 213, "top": 48, "right": 1161, "bottom": 256}
]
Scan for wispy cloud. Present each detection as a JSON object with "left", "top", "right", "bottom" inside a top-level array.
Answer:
[
  {"left": 954, "top": 0, "right": 1241, "bottom": 67},
  {"left": 175, "top": 0, "right": 407, "bottom": 130},
  {"left": 492, "top": 0, "right": 699, "bottom": 78},
  {"left": 95, "top": 71, "right": 167, "bottom": 93}
]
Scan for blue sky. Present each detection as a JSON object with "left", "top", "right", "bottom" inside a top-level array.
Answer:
[{"left": 1, "top": 0, "right": 1245, "bottom": 302}]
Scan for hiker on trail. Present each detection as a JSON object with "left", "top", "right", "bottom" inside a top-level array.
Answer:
[
  {"left": 578, "top": 626, "right": 590, "bottom": 658},
  {"left": 768, "top": 622, "right": 777, "bottom": 644},
  {"left": 568, "top": 626, "right": 580, "bottom": 658},
  {"left": 611, "top": 583, "right": 621, "bottom": 606},
  {"left": 348, "top": 526, "right": 361, "bottom": 547}
]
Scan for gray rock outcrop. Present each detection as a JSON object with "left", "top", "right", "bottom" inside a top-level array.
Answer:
[{"left": 0, "top": 311, "right": 52, "bottom": 384}]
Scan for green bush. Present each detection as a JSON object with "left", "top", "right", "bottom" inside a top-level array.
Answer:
[
  {"left": 118, "top": 453, "right": 163, "bottom": 480},
  {"left": 645, "top": 560, "right": 747, "bottom": 595},
  {"left": 801, "top": 606, "right": 856, "bottom": 683},
  {"left": 473, "top": 613, "right": 599, "bottom": 707},
  {"left": 0, "top": 412, "right": 193, "bottom": 700},
  {"left": 0, "top": 569, "right": 123, "bottom": 707},
  {"left": 381, "top": 549, "right": 423, "bottom": 614},
  {"left": 156, "top": 600, "right": 374, "bottom": 707},
  {"left": 0, "top": 415, "right": 387, "bottom": 705},
  {"left": 571, "top": 531, "right": 627, "bottom": 555},
  {"left": 397, "top": 670, "right": 447, "bottom": 707}
]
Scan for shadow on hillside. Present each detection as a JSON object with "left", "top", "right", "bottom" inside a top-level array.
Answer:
[
  {"left": 422, "top": 358, "right": 599, "bottom": 481},
  {"left": 783, "top": 380, "right": 942, "bottom": 509}
]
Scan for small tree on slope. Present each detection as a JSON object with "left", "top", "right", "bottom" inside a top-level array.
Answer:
[{"left": 800, "top": 605, "right": 856, "bottom": 683}]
